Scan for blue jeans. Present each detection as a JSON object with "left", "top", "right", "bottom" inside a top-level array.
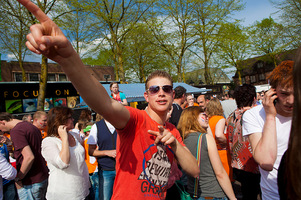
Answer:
[
  {"left": 88, "top": 171, "right": 100, "bottom": 200},
  {"left": 196, "top": 197, "right": 228, "bottom": 200},
  {"left": 99, "top": 170, "right": 115, "bottom": 200},
  {"left": 3, "top": 180, "right": 18, "bottom": 200},
  {"left": 17, "top": 179, "right": 48, "bottom": 200}
]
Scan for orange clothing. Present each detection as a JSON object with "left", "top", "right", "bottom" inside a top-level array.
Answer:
[
  {"left": 184, "top": 102, "right": 199, "bottom": 108},
  {"left": 41, "top": 127, "right": 48, "bottom": 139},
  {"left": 209, "top": 115, "right": 232, "bottom": 179},
  {"left": 84, "top": 138, "right": 98, "bottom": 174}
]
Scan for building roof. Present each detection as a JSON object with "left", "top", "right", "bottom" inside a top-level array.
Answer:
[
  {"left": 233, "top": 49, "right": 297, "bottom": 78},
  {"left": 185, "top": 68, "right": 231, "bottom": 85},
  {"left": 102, "top": 82, "right": 210, "bottom": 102}
]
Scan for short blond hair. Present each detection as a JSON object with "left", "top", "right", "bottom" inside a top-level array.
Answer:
[{"left": 33, "top": 111, "right": 47, "bottom": 120}]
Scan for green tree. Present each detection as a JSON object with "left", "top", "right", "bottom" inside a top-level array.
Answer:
[
  {"left": 1, "top": 0, "right": 71, "bottom": 110},
  {"left": 72, "top": 0, "right": 155, "bottom": 82},
  {"left": 145, "top": 0, "right": 199, "bottom": 82},
  {"left": 0, "top": 1, "right": 30, "bottom": 81},
  {"left": 191, "top": 0, "right": 244, "bottom": 84},
  {"left": 124, "top": 23, "right": 172, "bottom": 83},
  {"left": 217, "top": 22, "right": 251, "bottom": 85},
  {"left": 57, "top": 2, "right": 97, "bottom": 58},
  {"left": 248, "top": 17, "right": 288, "bottom": 67},
  {"left": 271, "top": 0, "right": 301, "bottom": 47},
  {"left": 83, "top": 48, "right": 115, "bottom": 67}
]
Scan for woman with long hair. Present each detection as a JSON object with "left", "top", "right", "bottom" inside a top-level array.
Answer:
[
  {"left": 206, "top": 98, "right": 232, "bottom": 178},
  {"left": 109, "top": 82, "right": 128, "bottom": 106},
  {"left": 41, "top": 107, "right": 90, "bottom": 199},
  {"left": 178, "top": 106, "right": 236, "bottom": 200}
]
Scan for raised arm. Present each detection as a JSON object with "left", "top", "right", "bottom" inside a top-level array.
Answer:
[
  {"left": 18, "top": 0, "right": 129, "bottom": 129},
  {"left": 247, "top": 89, "right": 278, "bottom": 171},
  {"left": 58, "top": 126, "right": 70, "bottom": 165}
]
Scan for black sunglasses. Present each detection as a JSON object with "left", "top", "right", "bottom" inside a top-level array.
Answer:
[{"left": 147, "top": 85, "right": 173, "bottom": 95}]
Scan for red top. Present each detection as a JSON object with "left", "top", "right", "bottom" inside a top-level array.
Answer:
[{"left": 112, "top": 107, "right": 185, "bottom": 200}]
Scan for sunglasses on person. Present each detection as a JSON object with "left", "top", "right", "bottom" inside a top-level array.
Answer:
[{"left": 147, "top": 85, "right": 173, "bottom": 95}]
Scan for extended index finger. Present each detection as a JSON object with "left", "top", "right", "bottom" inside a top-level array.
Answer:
[
  {"left": 17, "top": 0, "right": 51, "bottom": 23},
  {"left": 148, "top": 130, "right": 159, "bottom": 136}
]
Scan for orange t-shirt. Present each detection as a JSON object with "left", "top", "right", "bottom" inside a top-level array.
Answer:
[
  {"left": 209, "top": 115, "right": 232, "bottom": 179},
  {"left": 84, "top": 138, "right": 98, "bottom": 174}
]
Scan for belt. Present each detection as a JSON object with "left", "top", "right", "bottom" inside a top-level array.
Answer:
[{"left": 204, "top": 197, "right": 214, "bottom": 199}]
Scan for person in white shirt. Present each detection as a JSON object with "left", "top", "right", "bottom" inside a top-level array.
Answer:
[
  {"left": 0, "top": 153, "right": 17, "bottom": 199},
  {"left": 87, "top": 115, "right": 117, "bottom": 200},
  {"left": 242, "top": 61, "right": 294, "bottom": 200},
  {"left": 41, "top": 107, "right": 90, "bottom": 200},
  {"left": 220, "top": 90, "right": 237, "bottom": 119}
]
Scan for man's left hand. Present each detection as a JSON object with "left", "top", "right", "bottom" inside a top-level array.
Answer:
[{"left": 148, "top": 126, "right": 177, "bottom": 148}]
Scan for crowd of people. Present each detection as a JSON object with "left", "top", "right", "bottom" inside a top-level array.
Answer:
[{"left": 0, "top": 0, "right": 300, "bottom": 199}]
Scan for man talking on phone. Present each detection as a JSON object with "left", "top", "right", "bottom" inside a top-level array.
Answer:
[{"left": 242, "top": 61, "right": 294, "bottom": 200}]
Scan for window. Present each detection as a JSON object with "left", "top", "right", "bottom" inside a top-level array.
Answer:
[
  {"left": 250, "top": 75, "right": 256, "bottom": 83},
  {"left": 14, "top": 73, "right": 23, "bottom": 82},
  {"left": 257, "top": 62, "right": 264, "bottom": 68},
  {"left": 58, "top": 74, "right": 67, "bottom": 81},
  {"left": 29, "top": 73, "right": 39, "bottom": 81},
  {"left": 242, "top": 77, "right": 246, "bottom": 84},
  {"left": 48, "top": 74, "right": 56, "bottom": 81},
  {"left": 259, "top": 73, "right": 265, "bottom": 81},
  {"left": 103, "top": 74, "right": 111, "bottom": 81}
]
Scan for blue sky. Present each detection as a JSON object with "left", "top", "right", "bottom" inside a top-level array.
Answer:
[{"left": 233, "top": 0, "right": 280, "bottom": 26}]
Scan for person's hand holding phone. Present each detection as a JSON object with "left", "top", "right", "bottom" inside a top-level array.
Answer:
[{"left": 262, "top": 88, "right": 278, "bottom": 117}]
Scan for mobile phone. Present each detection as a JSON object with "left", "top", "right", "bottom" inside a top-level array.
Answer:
[{"left": 271, "top": 89, "right": 277, "bottom": 105}]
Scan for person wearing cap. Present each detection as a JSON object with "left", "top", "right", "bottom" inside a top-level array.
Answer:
[{"left": 83, "top": 125, "right": 99, "bottom": 200}]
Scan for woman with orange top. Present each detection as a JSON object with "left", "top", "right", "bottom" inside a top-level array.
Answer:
[{"left": 206, "top": 98, "right": 232, "bottom": 179}]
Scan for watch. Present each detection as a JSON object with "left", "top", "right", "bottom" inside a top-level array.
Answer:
[{"left": 14, "top": 177, "right": 22, "bottom": 182}]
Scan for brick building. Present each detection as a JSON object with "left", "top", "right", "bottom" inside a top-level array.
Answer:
[
  {"left": 0, "top": 60, "right": 115, "bottom": 82},
  {"left": 232, "top": 49, "right": 297, "bottom": 86}
]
